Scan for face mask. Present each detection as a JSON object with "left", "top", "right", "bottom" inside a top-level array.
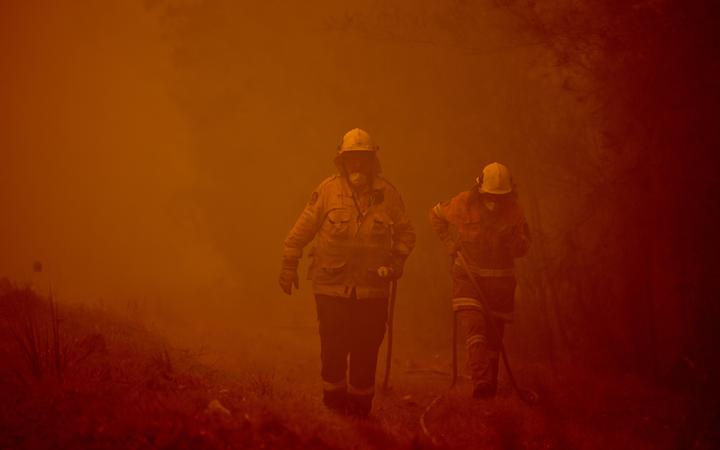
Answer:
[{"left": 349, "top": 172, "right": 369, "bottom": 188}]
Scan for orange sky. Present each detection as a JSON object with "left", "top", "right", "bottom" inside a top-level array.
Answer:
[{"left": 0, "top": 1, "right": 588, "bottom": 349}]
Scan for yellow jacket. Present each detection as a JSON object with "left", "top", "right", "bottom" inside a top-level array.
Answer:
[{"left": 283, "top": 175, "right": 415, "bottom": 299}]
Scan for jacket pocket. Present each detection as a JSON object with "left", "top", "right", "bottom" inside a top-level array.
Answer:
[
  {"left": 325, "top": 208, "right": 352, "bottom": 238},
  {"left": 311, "top": 254, "right": 348, "bottom": 285}
]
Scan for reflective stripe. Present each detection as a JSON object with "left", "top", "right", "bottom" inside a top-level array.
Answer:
[
  {"left": 452, "top": 297, "right": 514, "bottom": 321},
  {"left": 432, "top": 203, "right": 446, "bottom": 220},
  {"left": 454, "top": 262, "right": 514, "bottom": 277},
  {"left": 452, "top": 297, "right": 483, "bottom": 310},
  {"left": 347, "top": 384, "right": 375, "bottom": 396},
  {"left": 323, "top": 379, "right": 347, "bottom": 392},
  {"left": 466, "top": 334, "right": 487, "bottom": 348}
]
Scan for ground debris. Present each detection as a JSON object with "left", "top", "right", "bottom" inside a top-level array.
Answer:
[{"left": 205, "top": 399, "right": 231, "bottom": 417}]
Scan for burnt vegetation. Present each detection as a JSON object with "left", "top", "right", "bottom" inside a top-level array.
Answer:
[
  {"left": 501, "top": 1, "right": 720, "bottom": 445},
  {"left": 1, "top": 282, "right": 707, "bottom": 449},
  {"left": 0, "top": 283, "right": 328, "bottom": 449},
  {"left": 495, "top": 0, "right": 720, "bottom": 397}
]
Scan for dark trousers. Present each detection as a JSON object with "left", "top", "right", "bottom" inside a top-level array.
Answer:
[
  {"left": 315, "top": 293, "right": 388, "bottom": 415},
  {"left": 457, "top": 308, "right": 505, "bottom": 390}
]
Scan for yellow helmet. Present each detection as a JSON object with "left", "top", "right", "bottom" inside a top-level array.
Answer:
[
  {"left": 477, "top": 162, "right": 513, "bottom": 194},
  {"left": 334, "top": 128, "right": 382, "bottom": 175},
  {"left": 337, "top": 128, "right": 379, "bottom": 154}
]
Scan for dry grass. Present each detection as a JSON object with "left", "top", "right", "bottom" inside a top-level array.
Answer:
[
  {"left": 0, "top": 281, "right": 715, "bottom": 449},
  {"left": 0, "top": 283, "right": 340, "bottom": 450},
  {"left": 0, "top": 286, "right": 64, "bottom": 383}
]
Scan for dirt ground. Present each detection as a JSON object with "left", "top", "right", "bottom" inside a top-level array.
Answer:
[
  {"left": 154, "top": 296, "right": 717, "bottom": 450},
  {"left": 1, "top": 287, "right": 716, "bottom": 450}
]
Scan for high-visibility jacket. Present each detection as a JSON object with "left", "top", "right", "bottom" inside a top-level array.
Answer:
[
  {"left": 283, "top": 175, "right": 415, "bottom": 299},
  {"left": 430, "top": 190, "right": 530, "bottom": 314}
]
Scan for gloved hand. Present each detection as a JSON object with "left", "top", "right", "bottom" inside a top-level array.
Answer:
[
  {"left": 279, "top": 258, "right": 299, "bottom": 295},
  {"left": 444, "top": 239, "right": 460, "bottom": 258},
  {"left": 376, "top": 266, "right": 396, "bottom": 279},
  {"left": 376, "top": 255, "right": 406, "bottom": 280}
]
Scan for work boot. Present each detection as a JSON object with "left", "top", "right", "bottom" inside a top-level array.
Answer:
[
  {"left": 472, "top": 382, "right": 497, "bottom": 400},
  {"left": 346, "top": 394, "right": 372, "bottom": 418},
  {"left": 323, "top": 389, "right": 348, "bottom": 413}
]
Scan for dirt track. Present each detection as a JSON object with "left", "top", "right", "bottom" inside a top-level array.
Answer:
[
  {"left": 1, "top": 287, "right": 713, "bottom": 450},
  {"left": 171, "top": 306, "right": 704, "bottom": 450}
]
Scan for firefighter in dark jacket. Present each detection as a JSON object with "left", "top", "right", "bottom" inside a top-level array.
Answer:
[
  {"left": 280, "top": 128, "right": 416, "bottom": 416},
  {"left": 429, "top": 162, "right": 530, "bottom": 399}
]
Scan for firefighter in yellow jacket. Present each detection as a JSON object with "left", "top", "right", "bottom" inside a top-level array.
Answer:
[
  {"left": 280, "top": 128, "right": 415, "bottom": 416},
  {"left": 430, "top": 162, "right": 530, "bottom": 399}
]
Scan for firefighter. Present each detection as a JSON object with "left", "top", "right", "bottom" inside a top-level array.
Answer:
[
  {"left": 429, "top": 162, "right": 530, "bottom": 399},
  {"left": 279, "top": 128, "right": 415, "bottom": 416}
]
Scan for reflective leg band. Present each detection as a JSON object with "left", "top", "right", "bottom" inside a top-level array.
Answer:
[
  {"left": 347, "top": 384, "right": 375, "bottom": 396},
  {"left": 466, "top": 334, "right": 487, "bottom": 348},
  {"left": 323, "top": 379, "right": 347, "bottom": 392}
]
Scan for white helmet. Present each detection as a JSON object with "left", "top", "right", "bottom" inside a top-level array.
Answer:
[
  {"left": 337, "top": 128, "right": 379, "bottom": 154},
  {"left": 477, "top": 162, "right": 513, "bottom": 194},
  {"left": 334, "top": 128, "right": 382, "bottom": 174}
]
